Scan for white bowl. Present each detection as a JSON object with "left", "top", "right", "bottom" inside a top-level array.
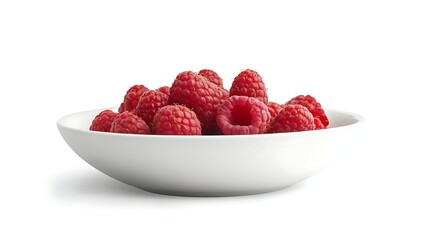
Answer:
[{"left": 57, "top": 108, "right": 364, "bottom": 197}]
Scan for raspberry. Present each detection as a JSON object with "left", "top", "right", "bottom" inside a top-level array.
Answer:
[
  {"left": 267, "top": 102, "right": 283, "bottom": 121},
  {"left": 135, "top": 90, "right": 169, "bottom": 127},
  {"left": 286, "top": 95, "right": 329, "bottom": 127},
  {"left": 169, "top": 71, "right": 229, "bottom": 134},
  {"left": 89, "top": 110, "right": 118, "bottom": 132},
  {"left": 152, "top": 105, "right": 202, "bottom": 135},
  {"left": 216, "top": 96, "right": 270, "bottom": 135},
  {"left": 110, "top": 111, "right": 150, "bottom": 134},
  {"left": 156, "top": 86, "right": 170, "bottom": 97},
  {"left": 198, "top": 69, "right": 223, "bottom": 87},
  {"left": 118, "top": 85, "right": 149, "bottom": 113},
  {"left": 314, "top": 117, "right": 326, "bottom": 130},
  {"left": 128, "top": 108, "right": 137, "bottom": 115},
  {"left": 118, "top": 103, "right": 125, "bottom": 113},
  {"left": 119, "top": 103, "right": 137, "bottom": 115},
  {"left": 230, "top": 69, "right": 268, "bottom": 104},
  {"left": 268, "top": 104, "right": 315, "bottom": 133}
]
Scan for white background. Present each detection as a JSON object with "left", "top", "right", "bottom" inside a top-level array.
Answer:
[{"left": 1, "top": 0, "right": 428, "bottom": 239}]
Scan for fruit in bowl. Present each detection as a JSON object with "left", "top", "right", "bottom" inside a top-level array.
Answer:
[
  {"left": 90, "top": 69, "right": 330, "bottom": 136},
  {"left": 57, "top": 69, "right": 364, "bottom": 196}
]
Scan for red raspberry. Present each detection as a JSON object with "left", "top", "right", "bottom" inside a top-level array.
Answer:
[
  {"left": 267, "top": 102, "right": 283, "bottom": 121},
  {"left": 156, "top": 86, "right": 170, "bottom": 97},
  {"left": 89, "top": 110, "right": 118, "bottom": 132},
  {"left": 119, "top": 104, "right": 137, "bottom": 115},
  {"left": 118, "top": 85, "right": 149, "bottom": 113},
  {"left": 118, "top": 103, "right": 125, "bottom": 113},
  {"left": 286, "top": 95, "right": 329, "bottom": 127},
  {"left": 152, "top": 105, "right": 202, "bottom": 135},
  {"left": 216, "top": 96, "right": 270, "bottom": 135},
  {"left": 110, "top": 111, "right": 150, "bottom": 134},
  {"left": 198, "top": 69, "right": 223, "bottom": 87},
  {"left": 314, "top": 117, "right": 326, "bottom": 130},
  {"left": 135, "top": 90, "right": 169, "bottom": 127},
  {"left": 128, "top": 108, "right": 137, "bottom": 115},
  {"left": 230, "top": 69, "right": 268, "bottom": 104},
  {"left": 268, "top": 104, "right": 315, "bottom": 133},
  {"left": 169, "top": 71, "right": 229, "bottom": 134}
]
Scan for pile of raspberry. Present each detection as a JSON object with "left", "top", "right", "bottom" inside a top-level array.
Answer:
[{"left": 90, "top": 69, "right": 329, "bottom": 135}]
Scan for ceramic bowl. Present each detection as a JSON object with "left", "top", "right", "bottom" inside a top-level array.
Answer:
[{"left": 57, "top": 108, "right": 364, "bottom": 196}]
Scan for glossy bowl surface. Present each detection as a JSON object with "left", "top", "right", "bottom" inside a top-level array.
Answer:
[{"left": 57, "top": 108, "right": 364, "bottom": 196}]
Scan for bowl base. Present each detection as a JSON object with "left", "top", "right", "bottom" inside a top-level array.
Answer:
[{"left": 139, "top": 186, "right": 289, "bottom": 197}]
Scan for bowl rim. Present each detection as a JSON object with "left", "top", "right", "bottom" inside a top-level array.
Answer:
[{"left": 57, "top": 107, "right": 365, "bottom": 139}]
